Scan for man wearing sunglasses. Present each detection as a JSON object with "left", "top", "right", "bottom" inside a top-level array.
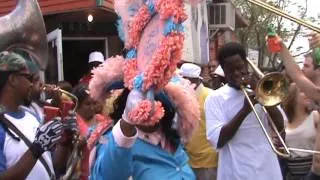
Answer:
[
  {"left": 13, "top": 50, "right": 47, "bottom": 124},
  {"left": 0, "top": 51, "right": 74, "bottom": 180}
]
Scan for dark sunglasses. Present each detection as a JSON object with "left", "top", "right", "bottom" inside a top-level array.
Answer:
[{"left": 15, "top": 73, "right": 35, "bottom": 82}]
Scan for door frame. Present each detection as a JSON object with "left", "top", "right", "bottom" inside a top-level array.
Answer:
[{"left": 43, "top": 28, "right": 64, "bottom": 82}]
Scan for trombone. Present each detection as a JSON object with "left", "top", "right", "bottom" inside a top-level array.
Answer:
[
  {"left": 247, "top": 0, "right": 320, "bottom": 33},
  {"left": 243, "top": 59, "right": 320, "bottom": 158},
  {"left": 246, "top": 0, "right": 320, "bottom": 156},
  {"left": 241, "top": 58, "right": 291, "bottom": 158}
]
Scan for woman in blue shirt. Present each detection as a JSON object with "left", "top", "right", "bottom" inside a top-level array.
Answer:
[{"left": 91, "top": 88, "right": 195, "bottom": 180}]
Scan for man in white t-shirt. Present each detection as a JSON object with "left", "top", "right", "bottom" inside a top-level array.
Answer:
[
  {"left": 0, "top": 51, "right": 75, "bottom": 180},
  {"left": 205, "top": 42, "right": 284, "bottom": 180}
]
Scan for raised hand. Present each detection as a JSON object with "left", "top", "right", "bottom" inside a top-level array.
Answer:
[
  {"left": 122, "top": 89, "right": 145, "bottom": 125},
  {"left": 266, "top": 26, "right": 282, "bottom": 53},
  {"left": 308, "top": 33, "right": 320, "bottom": 49}
]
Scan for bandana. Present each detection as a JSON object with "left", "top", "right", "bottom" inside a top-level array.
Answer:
[
  {"left": 313, "top": 48, "right": 320, "bottom": 67},
  {"left": 267, "top": 25, "right": 277, "bottom": 37},
  {"left": 0, "top": 51, "right": 39, "bottom": 74}
]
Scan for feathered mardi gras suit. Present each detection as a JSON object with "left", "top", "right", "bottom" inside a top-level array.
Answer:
[{"left": 89, "top": 0, "right": 202, "bottom": 142}]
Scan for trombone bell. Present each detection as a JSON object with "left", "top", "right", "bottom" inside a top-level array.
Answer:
[
  {"left": 243, "top": 58, "right": 291, "bottom": 158},
  {"left": 256, "top": 72, "right": 289, "bottom": 107},
  {"left": 245, "top": 58, "right": 289, "bottom": 107}
]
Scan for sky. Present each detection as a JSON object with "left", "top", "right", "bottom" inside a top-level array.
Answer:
[{"left": 284, "top": 0, "right": 319, "bottom": 62}]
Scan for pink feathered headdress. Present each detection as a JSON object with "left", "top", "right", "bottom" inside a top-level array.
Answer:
[
  {"left": 89, "top": 0, "right": 203, "bottom": 140},
  {"left": 89, "top": 56, "right": 125, "bottom": 101},
  {"left": 163, "top": 76, "right": 200, "bottom": 142}
]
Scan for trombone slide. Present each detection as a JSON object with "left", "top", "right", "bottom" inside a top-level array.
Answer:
[
  {"left": 241, "top": 87, "right": 291, "bottom": 158},
  {"left": 248, "top": 0, "right": 320, "bottom": 33}
]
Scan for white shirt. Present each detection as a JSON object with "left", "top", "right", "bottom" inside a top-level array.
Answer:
[
  {"left": 205, "top": 85, "right": 282, "bottom": 180},
  {"left": 3, "top": 108, "right": 54, "bottom": 180},
  {"left": 22, "top": 102, "right": 44, "bottom": 124}
]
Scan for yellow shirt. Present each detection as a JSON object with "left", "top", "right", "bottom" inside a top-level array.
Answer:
[{"left": 185, "top": 84, "right": 218, "bottom": 168}]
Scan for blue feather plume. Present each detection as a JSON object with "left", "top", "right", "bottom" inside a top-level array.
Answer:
[{"left": 116, "top": 18, "right": 125, "bottom": 42}]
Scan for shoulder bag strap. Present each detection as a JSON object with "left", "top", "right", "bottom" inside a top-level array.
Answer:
[{"left": 0, "top": 115, "right": 56, "bottom": 180}]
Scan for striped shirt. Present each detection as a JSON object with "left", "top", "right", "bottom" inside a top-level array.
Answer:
[{"left": 286, "top": 156, "right": 313, "bottom": 179}]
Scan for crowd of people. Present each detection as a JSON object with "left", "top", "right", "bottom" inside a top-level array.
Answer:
[
  {"left": 0, "top": 32, "right": 320, "bottom": 180},
  {"left": 2, "top": 0, "right": 320, "bottom": 179}
]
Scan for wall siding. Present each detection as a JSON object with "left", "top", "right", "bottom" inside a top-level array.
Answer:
[{"left": 0, "top": 0, "right": 114, "bottom": 16}]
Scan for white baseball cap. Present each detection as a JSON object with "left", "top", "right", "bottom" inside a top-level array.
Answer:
[
  {"left": 179, "top": 63, "right": 202, "bottom": 79},
  {"left": 214, "top": 65, "right": 225, "bottom": 77},
  {"left": 88, "top": 51, "right": 105, "bottom": 63}
]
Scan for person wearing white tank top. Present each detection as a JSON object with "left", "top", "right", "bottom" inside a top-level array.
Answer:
[
  {"left": 286, "top": 112, "right": 317, "bottom": 158},
  {"left": 283, "top": 84, "right": 319, "bottom": 179},
  {"left": 278, "top": 34, "right": 320, "bottom": 179}
]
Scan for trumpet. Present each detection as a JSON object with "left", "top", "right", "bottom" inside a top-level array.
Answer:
[
  {"left": 41, "top": 84, "right": 78, "bottom": 113},
  {"left": 241, "top": 58, "right": 291, "bottom": 158},
  {"left": 41, "top": 84, "right": 83, "bottom": 180}
]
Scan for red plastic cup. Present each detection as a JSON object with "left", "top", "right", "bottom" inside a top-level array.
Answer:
[
  {"left": 267, "top": 36, "right": 282, "bottom": 53},
  {"left": 43, "top": 106, "right": 61, "bottom": 123},
  {"left": 60, "top": 100, "right": 75, "bottom": 118}
]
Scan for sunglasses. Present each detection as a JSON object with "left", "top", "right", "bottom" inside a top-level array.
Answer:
[{"left": 15, "top": 73, "right": 36, "bottom": 82}]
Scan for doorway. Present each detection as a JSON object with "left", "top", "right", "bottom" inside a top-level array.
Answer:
[{"left": 62, "top": 39, "right": 106, "bottom": 86}]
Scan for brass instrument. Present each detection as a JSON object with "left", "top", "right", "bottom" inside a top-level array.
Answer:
[
  {"left": 42, "top": 85, "right": 82, "bottom": 180},
  {"left": 248, "top": 0, "right": 320, "bottom": 33},
  {"left": 246, "top": 0, "right": 320, "bottom": 156},
  {"left": 0, "top": 0, "right": 48, "bottom": 70},
  {"left": 42, "top": 84, "right": 78, "bottom": 112},
  {"left": 0, "top": 0, "right": 83, "bottom": 178},
  {"left": 241, "top": 58, "right": 291, "bottom": 157},
  {"left": 243, "top": 59, "right": 320, "bottom": 157}
]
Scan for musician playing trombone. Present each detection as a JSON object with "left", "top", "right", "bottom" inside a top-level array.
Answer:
[
  {"left": 205, "top": 42, "right": 285, "bottom": 180},
  {"left": 275, "top": 32, "right": 320, "bottom": 180}
]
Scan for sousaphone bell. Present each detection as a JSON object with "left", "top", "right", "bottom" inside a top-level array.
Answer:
[{"left": 0, "top": 0, "right": 48, "bottom": 70}]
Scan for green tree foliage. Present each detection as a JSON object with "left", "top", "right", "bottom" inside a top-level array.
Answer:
[{"left": 232, "top": 0, "right": 317, "bottom": 71}]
